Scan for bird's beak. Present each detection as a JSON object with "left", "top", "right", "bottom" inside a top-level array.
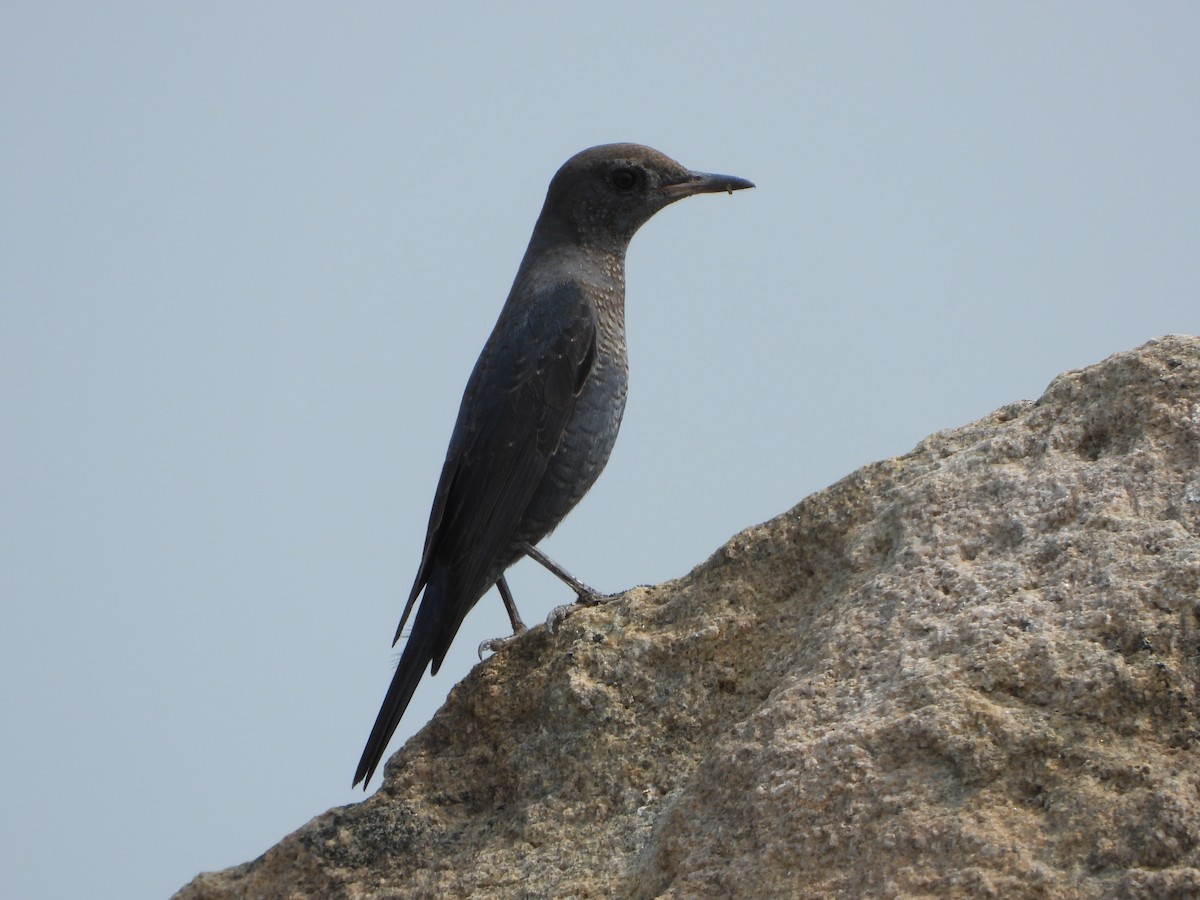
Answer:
[{"left": 661, "top": 170, "right": 755, "bottom": 200}]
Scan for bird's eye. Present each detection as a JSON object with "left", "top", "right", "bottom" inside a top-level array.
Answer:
[{"left": 610, "top": 168, "right": 639, "bottom": 192}]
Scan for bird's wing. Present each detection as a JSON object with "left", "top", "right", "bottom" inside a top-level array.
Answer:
[
  {"left": 355, "top": 283, "right": 598, "bottom": 788},
  {"left": 393, "top": 281, "right": 598, "bottom": 654}
]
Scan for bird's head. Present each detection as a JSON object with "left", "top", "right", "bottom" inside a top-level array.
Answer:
[{"left": 536, "top": 143, "right": 754, "bottom": 251}]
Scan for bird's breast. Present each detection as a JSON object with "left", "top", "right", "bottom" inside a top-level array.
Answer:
[{"left": 516, "top": 330, "right": 628, "bottom": 546}]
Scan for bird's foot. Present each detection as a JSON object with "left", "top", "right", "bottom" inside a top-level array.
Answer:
[
  {"left": 546, "top": 590, "right": 620, "bottom": 634},
  {"left": 478, "top": 626, "right": 527, "bottom": 659}
]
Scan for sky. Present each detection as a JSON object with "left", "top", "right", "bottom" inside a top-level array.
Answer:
[{"left": 2, "top": 3, "right": 1198, "bottom": 898}]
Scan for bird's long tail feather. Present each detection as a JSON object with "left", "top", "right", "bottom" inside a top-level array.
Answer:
[{"left": 352, "top": 569, "right": 447, "bottom": 789}]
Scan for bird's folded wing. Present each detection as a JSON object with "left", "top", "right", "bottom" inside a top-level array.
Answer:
[{"left": 393, "top": 282, "right": 598, "bottom": 652}]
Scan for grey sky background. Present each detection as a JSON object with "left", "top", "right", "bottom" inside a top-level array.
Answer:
[{"left": 3, "top": 3, "right": 1197, "bottom": 897}]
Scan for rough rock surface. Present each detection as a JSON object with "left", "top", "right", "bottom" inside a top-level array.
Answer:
[{"left": 177, "top": 336, "right": 1200, "bottom": 899}]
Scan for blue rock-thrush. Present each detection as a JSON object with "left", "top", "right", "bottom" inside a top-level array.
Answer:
[{"left": 354, "top": 144, "right": 753, "bottom": 788}]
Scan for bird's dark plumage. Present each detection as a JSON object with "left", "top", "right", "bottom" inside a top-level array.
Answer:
[{"left": 354, "top": 144, "right": 752, "bottom": 788}]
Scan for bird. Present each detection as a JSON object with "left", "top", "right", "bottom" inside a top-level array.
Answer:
[{"left": 354, "top": 143, "right": 753, "bottom": 789}]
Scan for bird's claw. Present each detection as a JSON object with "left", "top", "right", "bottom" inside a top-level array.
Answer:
[
  {"left": 477, "top": 626, "right": 527, "bottom": 660},
  {"left": 546, "top": 590, "right": 617, "bottom": 634}
]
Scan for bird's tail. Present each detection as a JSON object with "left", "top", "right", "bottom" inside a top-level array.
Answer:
[{"left": 352, "top": 569, "right": 446, "bottom": 789}]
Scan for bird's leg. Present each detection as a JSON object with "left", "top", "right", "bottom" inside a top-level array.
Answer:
[
  {"left": 497, "top": 574, "right": 527, "bottom": 633},
  {"left": 480, "top": 544, "right": 620, "bottom": 657},
  {"left": 518, "top": 541, "right": 602, "bottom": 602},
  {"left": 518, "top": 541, "right": 621, "bottom": 633},
  {"left": 477, "top": 575, "right": 527, "bottom": 659}
]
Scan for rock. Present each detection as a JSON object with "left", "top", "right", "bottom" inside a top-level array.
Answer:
[{"left": 176, "top": 336, "right": 1200, "bottom": 899}]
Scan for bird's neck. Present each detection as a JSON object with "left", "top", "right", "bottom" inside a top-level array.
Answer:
[{"left": 514, "top": 236, "right": 627, "bottom": 307}]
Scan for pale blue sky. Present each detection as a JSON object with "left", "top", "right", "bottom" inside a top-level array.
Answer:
[{"left": 3, "top": 3, "right": 1197, "bottom": 897}]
